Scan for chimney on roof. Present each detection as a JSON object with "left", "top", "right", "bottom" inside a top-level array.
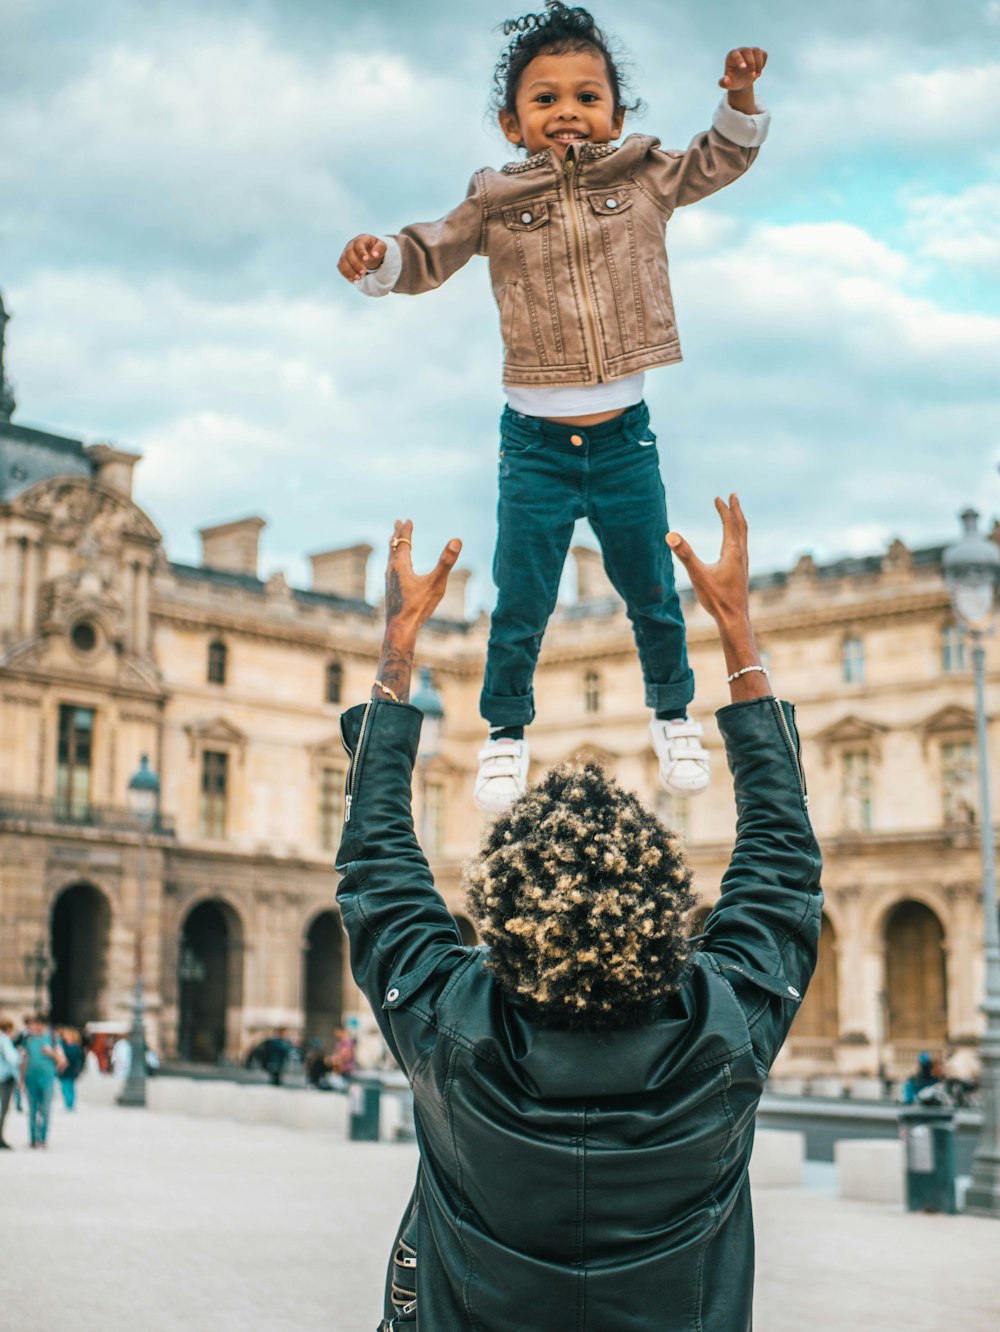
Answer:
[
  {"left": 436, "top": 567, "right": 471, "bottom": 622},
  {"left": 572, "top": 545, "right": 618, "bottom": 602},
  {"left": 199, "top": 516, "right": 266, "bottom": 577},
  {"left": 309, "top": 543, "right": 373, "bottom": 601},
  {"left": 86, "top": 443, "right": 141, "bottom": 500}
]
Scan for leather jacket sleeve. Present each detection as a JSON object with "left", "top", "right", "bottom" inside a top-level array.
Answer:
[
  {"left": 701, "top": 696, "right": 823, "bottom": 1071},
  {"left": 639, "top": 128, "right": 759, "bottom": 212},
  {"left": 387, "top": 173, "right": 485, "bottom": 295},
  {"left": 336, "top": 699, "right": 464, "bottom": 1070}
]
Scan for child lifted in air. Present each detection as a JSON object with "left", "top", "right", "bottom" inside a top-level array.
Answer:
[{"left": 338, "top": 2, "right": 769, "bottom": 812}]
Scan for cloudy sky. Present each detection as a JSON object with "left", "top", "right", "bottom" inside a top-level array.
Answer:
[{"left": 2, "top": 0, "right": 998, "bottom": 605}]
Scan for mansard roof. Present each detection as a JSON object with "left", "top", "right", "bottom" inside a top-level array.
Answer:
[{"left": 0, "top": 419, "right": 92, "bottom": 502}]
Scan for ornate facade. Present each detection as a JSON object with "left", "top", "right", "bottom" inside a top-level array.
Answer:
[{"left": 0, "top": 305, "right": 996, "bottom": 1078}]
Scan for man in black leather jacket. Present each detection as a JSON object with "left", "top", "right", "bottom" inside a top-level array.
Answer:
[{"left": 336, "top": 497, "right": 822, "bottom": 1332}]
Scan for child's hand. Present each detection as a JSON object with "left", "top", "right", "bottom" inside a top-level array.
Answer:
[
  {"left": 338, "top": 235, "right": 387, "bottom": 283},
  {"left": 719, "top": 47, "right": 767, "bottom": 92}
]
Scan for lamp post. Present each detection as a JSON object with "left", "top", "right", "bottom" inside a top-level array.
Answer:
[
  {"left": 22, "top": 940, "right": 51, "bottom": 1016},
  {"left": 118, "top": 754, "right": 160, "bottom": 1108},
  {"left": 943, "top": 508, "right": 1000, "bottom": 1216},
  {"left": 411, "top": 667, "right": 445, "bottom": 856}
]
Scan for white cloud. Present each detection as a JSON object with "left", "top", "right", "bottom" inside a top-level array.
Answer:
[
  {"left": 905, "top": 181, "right": 1000, "bottom": 274},
  {"left": 775, "top": 47, "right": 998, "bottom": 158}
]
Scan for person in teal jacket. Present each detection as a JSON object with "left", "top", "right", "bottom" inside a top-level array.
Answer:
[
  {"left": 21, "top": 1016, "right": 61, "bottom": 1149},
  {"left": 336, "top": 498, "right": 822, "bottom": 1332}
]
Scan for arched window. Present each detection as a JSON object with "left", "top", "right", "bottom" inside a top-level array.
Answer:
[
  {"left": 207, "top": 639, "right": 227, "bottom": 686},
  {"left": 325, "top": 660, "right": 343, "bottom": 705},
  {"left": 584, "top": 670, "right": 601, "bottom": 713}
]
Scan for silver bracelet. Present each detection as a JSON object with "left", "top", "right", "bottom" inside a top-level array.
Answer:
[{"left": 727, "top": 664, "right": 769, "bottom": 684}]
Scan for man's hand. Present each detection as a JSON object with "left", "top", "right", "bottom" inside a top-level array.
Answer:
[
  {"left": 667, "top": 495, "right": 769, "bottom": 701},
  {"left": 719, "top": 47, "right": 767, "bottom": 117},
  {"left": 338, "top": 234, "right": 387, "bottom": 283},
  {"left": 372, "top": 520, "right": 462, "bottom": 704},
  {"left": 667, "top": 494, "right": 749, "bottom": 627}
]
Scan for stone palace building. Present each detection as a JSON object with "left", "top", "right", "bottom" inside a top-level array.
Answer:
[{"left": 0, "top": 294, "right": 995, "bottom": 1079}]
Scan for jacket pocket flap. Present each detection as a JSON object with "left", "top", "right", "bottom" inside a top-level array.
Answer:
[
  {"left": 503, "top": 201, "right": 551, "bottom": 231},
  {"left": 381, "top": 947, "right": 460, "bottom": 1010},
  {"left": 587, "top": 190, "right": 634, "bottom": 216},
  {"left": 719, "top": 961, "right": 803, "bottom": 1002}
]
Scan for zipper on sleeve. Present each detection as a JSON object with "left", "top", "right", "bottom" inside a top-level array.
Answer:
[
  {"left": 562, "top": 150, "right": 605, "bottom": 382},
  {"left": 342, "top": 699, "right": 374, "bottom": 823},
  {"left": 771, "top": 697, "right": 808, "bottom": 806}
]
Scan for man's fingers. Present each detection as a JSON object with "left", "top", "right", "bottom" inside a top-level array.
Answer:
[
  {"left": 434, "top": 538, "right": 463, "bottom": 581},
  {"left": 730, "top": 493, "right": 749, "bottom": 542},
  {"left": 666, "top": 530, "right": 702, "bottom": 572}
]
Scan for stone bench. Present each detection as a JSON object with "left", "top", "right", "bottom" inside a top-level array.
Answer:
[
  {"left": 835, "top": 1138, "right": 903, "bottom": 1204},
  {"left": 749, "top": 1129, "right": 805, "bottom": 1188}
]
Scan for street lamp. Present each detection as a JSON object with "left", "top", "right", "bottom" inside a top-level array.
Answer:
[
  {"left": 118, "top": 754, "right": 160, "bottom": 1108},
  {"left": 943, "top": 508, "right": 1000, "bottom": 1216},
  {"left": 411, "top": 667, "right": 445, "bottom": 855}
]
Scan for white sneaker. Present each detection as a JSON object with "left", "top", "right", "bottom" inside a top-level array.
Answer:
[
  {"left": 649, "top": 718, "right": 710, "bottom": 796},
  {"left": 474, "top": 737, "right": 529, "bottom": 812}
]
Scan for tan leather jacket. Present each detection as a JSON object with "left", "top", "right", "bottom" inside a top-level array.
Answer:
[{"left": 382, "top": 130, "right": 760, "bottom": 387}]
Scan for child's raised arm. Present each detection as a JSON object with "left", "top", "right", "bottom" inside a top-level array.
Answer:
[
  {"left": 338, "top": 235, "right": 388, "bottom": 284},
  {"left": 719, "top": 46, "right": 768, "bottom": 117}
]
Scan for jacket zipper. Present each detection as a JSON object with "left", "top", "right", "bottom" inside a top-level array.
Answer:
[
  {"left": 771, "top": 697, "right": 808, "bottom": 806},
  {"left": 562, "top": 150, "right": 605, "bottom": 382},
  {"left": 342, "top": 699, "right": 374, "bottom": 823}
]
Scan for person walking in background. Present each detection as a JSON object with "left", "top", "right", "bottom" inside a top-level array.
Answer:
[
  {"left": 110, "top": 1034, "right": 131, "bottom": 1080},
  {"left": 330, "top": 1025, "right": 357, "bottom": 1079},
  {"left": 56, "top": 1026, "right": 84, "bottom": 1111},
  {"left": 262, "top": 1028, "right": 293, "bottom": 1087},
  {"left": 0, "top": 1019, "right": 20, "bottom": 1149},
  {"left": 21, "top": 1015, "right": 63, "bottom": 1149}
]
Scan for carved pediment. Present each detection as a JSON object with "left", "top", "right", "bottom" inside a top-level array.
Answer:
[
  {"left": 815, "top": 715, "right": 888, "bottom": 761},
  {"left": 920, "top": 705, "right": 976, "bottom": 737},
  {"left": 14, "top": 476, "right": 160, "bottom": 548},
  {"left": 184, "top": 716, "right": 248, "bottom": 759},
  {"left": 561, "top": 741, "right": 621, "bottom": 768}
]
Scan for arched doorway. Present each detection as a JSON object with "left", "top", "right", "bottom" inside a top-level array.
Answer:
[
  {"left": 178, "top": 900, "right": 243, "bottom": 1062},
  {"left": 791, "top": 912, "right": 839, "bottom": 1049},
  {"left": 302, "top": 910, "right": 344, "bottom": 1046},
  {"left": 885, "top": 901, "right": 947, "bottom": 1044},
  {"left": 454, "top": 914, "right": 479, "bottom": 946},
  {"left": 49, "top": 883, "right": 111, "bottom": 1026}
]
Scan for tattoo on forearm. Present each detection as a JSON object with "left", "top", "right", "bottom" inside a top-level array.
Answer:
[
  {"left": 385, "top": 570, "right": 404, "bottom": 621},
  {"left": 372, "top": 641, "right": 414, "bottom": 703}
]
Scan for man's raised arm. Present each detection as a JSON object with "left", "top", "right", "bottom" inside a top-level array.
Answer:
[
  {"left": 668, "top": 497, "right": 823, "bottom": 1071},
  {"left": 335, "top": 521, "right": 465, "bottom": 1070}
]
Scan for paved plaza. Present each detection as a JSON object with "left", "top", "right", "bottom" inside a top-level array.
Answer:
[{"left": 0, "top": 1095, "right": 997, "bottom": 1331}]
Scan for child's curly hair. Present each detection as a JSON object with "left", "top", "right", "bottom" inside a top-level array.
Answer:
[
  {"left": 464, "top": 762, "right": 695, "bottom": 1030},
  {"left": 492, "top": 1, "right": 640, "bottom": 118}
]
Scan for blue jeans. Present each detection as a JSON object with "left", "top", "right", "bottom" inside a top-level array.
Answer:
[
  {"left": 480, "top": 402, "right": 694, "bottom": 727},
  {"left": 25, "top": 1077, "right": 54, "bottom": 1145}
]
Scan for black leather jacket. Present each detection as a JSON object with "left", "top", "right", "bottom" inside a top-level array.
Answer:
[{"left": 337, "top": 696, "right": 822, "bottom": 1332}]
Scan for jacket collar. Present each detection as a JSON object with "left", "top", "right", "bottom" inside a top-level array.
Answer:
[{"left": 501, "top": 140, "right": 620, "bottom": 175}]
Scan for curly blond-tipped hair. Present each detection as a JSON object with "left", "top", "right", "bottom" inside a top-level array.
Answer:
[{"left": 465, "top": 762, "right": 695, "bottom": 1029}]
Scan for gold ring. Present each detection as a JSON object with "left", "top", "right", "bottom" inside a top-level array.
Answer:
[{"left": 391, "top": 537, "right": 412, "bottom": 550}]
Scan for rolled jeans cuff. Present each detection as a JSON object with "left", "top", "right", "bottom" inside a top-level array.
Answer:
[
  {"left": 644, "top": 671, "right": 695, "bottom": 713},
  {"left": 479, "top": 687, "right": 535, "bottom": 728}
]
